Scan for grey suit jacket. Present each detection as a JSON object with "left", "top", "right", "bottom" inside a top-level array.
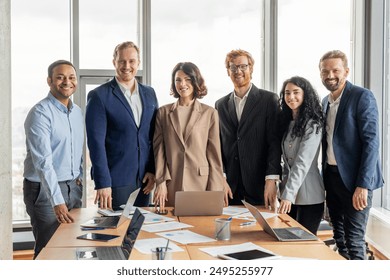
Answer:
[{"left": 279, "top": 121, "right": 325, "bottom": 205}]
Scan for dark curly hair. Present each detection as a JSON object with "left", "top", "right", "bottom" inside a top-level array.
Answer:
[
  {"left": 170, "top": 62, "right": 207, "bottom": 99},
  {"left": 279, "top": 76, "right": 324, "bottom": 138}
]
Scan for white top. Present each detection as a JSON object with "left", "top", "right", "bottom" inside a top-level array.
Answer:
[
  {"left": 326, "top": 89, "right": 344, "bottom": 165},
  {"left": 233, "top": 84, "right": 252, "bottom": 122},
  {"left": 116, "top": 77, "right": 143, "bottom": 127}
]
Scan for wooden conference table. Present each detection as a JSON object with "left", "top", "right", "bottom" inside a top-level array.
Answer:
[{"left": 36, "top": 206, "right": 344, "bottom": 260}]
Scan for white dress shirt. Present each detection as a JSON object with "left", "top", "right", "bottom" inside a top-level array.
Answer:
[
  {"left": 233, "top": 84, "right": 252, "bottom": 122},
  {"left": 326, "top": 90, "right": 344, "bottom": 165},
  {"left": 116, "top": 77, "right": 143, "bottom": 127}
]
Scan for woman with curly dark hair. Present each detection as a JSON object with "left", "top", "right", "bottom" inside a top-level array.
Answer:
[
  {"left": 153, "top": 62, "right": 226, "bottom": 211},
  {"left": 277, "top": 76, "right": 325, "bottom": 234}
]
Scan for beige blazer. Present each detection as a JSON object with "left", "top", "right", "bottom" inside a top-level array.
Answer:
[{"left": 153, "top": 100, "right": 224, "bottom": 206}]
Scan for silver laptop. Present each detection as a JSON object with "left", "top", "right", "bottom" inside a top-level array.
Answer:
[
  {"left": 242, "top": 200, "right": 318, "bottom": 242},
  {"left": 174, "top": 191, "right": 224, "bottom": 216},
  {"left": 76, "top": 208, "right": 145, "bottom": 260},
  {"left": 80, "top": 188, "right": 140, "bottom": 229}
]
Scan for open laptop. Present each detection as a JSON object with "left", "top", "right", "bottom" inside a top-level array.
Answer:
[
  {"left": 80, "top": 188, "right": 140, "bottom": 229},
  {"left": 174, "top": 191, "right": 224, "bottom": 216},
  {"left": 76, "top": 207, "right": 145, "bottom": 260},
  {"left": 242, "top": 200, "right": 318, "bottom": 242}
]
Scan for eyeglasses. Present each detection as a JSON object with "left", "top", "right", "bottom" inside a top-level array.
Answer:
[{"left": 229, "top": 64, "right": 249, "bottom": 72}]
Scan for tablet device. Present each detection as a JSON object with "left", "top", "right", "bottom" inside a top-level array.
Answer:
[
  {"left": 218, "top": 249, "right": 279, "bottom": 260},
  {"left": 77, "top": 233, "right": 121, "bottom": 242}
]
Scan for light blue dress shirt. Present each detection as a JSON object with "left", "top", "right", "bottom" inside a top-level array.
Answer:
[{"left": 24, "top": 93, "right": 84, "bottom": 207}]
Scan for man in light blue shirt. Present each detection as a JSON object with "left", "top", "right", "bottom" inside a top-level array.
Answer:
[{"left": 23, "top": 60, "right": 84, "bottom": 259}]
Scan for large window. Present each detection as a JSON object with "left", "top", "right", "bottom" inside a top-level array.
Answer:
[
  {"left": 78, "top": 0, "right": 139, "bottom": 69},
  {"left": 13, "top": 0, "right": 386, "bottom": 223},
  {"left": 277, "top": 0, "right": 352, "bottom": 99},
  {"left": 11, "top": 0, "right": 71, "bottom": 221},
  {"left": 151, "top": 0, "right": 263, "bottom": 107}
]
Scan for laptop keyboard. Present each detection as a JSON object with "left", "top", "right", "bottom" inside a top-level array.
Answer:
[
  {"left": 273, "top": 228, "right": 300, "bottom": 239},
  {"left": 96, "top": 246, "right": 125, "bottom": 260}
]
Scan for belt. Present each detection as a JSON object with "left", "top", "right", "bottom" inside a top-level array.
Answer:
[
  {"left": 25, "top": 178, "right": 77, "bottom": 184},
  {"left": 326, "top": 164, "right": 339, "bottom": 173}
]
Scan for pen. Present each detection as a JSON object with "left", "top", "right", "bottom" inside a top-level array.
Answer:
[{"left": 239, "top": 221, "right": 255, "bottom": 226}]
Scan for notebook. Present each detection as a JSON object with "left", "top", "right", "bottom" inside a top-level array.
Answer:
[
  {"left": 174, "top": 191, "right": 224, "bottom": 216},
  {"left": 76, "top": 207, "right": 145, "bottom": 260},
  {"left": 242, "top": 200, "right": 318, "bottom": 242},
  {"left": 80, "top": 188, "right": 140, "bottom": 229}
]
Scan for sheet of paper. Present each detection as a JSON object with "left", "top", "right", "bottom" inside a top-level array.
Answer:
[
  {"left": 260, "top": 212, "right": 278, "bottom": 219},
  {"left": 156, "top": 230, "right": 215, "bottom": 244},
  {"left": 141, "top": 221, "right": 193, "bottom": 233},
  {"left": 143, "top": 212, "right": 175, "bottom": 224},
  {"left": 134, "top": 238, "right": 184, "bottom": 254},
  {"left": 222, "top": 206, "right": 250, "bottom": 216},
  {"left": 199, "top": 242, "right": 274, "bottom": 257},
  {"left": 222, "top": 206, "right": 278, "bottom": 220}
]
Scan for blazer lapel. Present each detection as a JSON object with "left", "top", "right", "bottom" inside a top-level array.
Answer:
[
  {"left": 138, "top": 85, "right": 147, "bottom": 128},
  {"left": 227, "top": 93, "right": 239, "bottom": 127},
  {"left": 169, "top": 102, "right": 185, "bottom": 146},
  {"left": 239, "top": 85, "right": 257, "bottom": 125},
  {"left": 335, "top": 81, "right": 353, "bottom": 132},
  {"left": 184, "top": 100, "right": 202, "bottom": 143}
]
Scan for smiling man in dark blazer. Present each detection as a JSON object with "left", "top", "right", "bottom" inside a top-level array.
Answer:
[
  {"left": 86, "top": 41, "right": 158, "bottom": 210},
  {"left": 320, "top": 50, "right": 384, "bottom": 260},
  {"left": 215, "top": 49, "right": 281, "bottom": 208}
]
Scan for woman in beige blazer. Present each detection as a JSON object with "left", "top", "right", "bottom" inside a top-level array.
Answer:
[
  {"left": 153, "top": 62, "right": 226, "bottom": 211},
  {"left": 277, "top": 76, "right": 325, "bottom": 234}
]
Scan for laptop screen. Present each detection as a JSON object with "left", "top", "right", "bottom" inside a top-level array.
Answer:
[{"left": 120, "top": 207, "right": 145, "bottom": 259}]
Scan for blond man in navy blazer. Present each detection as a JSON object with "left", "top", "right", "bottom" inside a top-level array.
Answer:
[
  {"left": 320, "top": 50, "right": 384, "bottom": 259},
  {"left": 86, "top": 42, "right": 158, "bottom": 210}
]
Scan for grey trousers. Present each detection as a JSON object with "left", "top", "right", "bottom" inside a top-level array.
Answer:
[{"left": 23, "top": 178, "right": 82, "bottom": 259}]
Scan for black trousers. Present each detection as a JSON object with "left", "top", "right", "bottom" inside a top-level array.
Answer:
[{"left": 287, "top": 202, "right": 324, "bottom": 235}]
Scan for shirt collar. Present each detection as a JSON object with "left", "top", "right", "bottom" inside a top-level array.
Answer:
[
  {"left": 327, "top": 87, "right": 345, "bottom": 105},
  {"left": 233, "top": 83, "right": 252, "bottom": 100},
  {"left": 115, "top": 77, "right": 139, "bottom": 96},
  {"left": 48, "top": 92, "right": 73, "bottom": 113}
]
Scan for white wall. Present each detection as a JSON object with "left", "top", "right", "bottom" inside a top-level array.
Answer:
[{"left": 0, "top": 0, "right": 13, "bottom": 260}]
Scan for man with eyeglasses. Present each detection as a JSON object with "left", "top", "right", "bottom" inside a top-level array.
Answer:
[{"left": 215, "top": 49, "right": 281, "bottom": 208}]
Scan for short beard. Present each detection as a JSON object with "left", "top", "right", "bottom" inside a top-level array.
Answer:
[{"left": 322, "top": 79, "right": 340, "bottom": 92}]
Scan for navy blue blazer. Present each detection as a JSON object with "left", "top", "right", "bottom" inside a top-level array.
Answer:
[
  {"left": 322, "top": 81, "right": 383, "bottom": 192},
  {"left": 86, "top": 78, "right": 158, "bottom": 191}
]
